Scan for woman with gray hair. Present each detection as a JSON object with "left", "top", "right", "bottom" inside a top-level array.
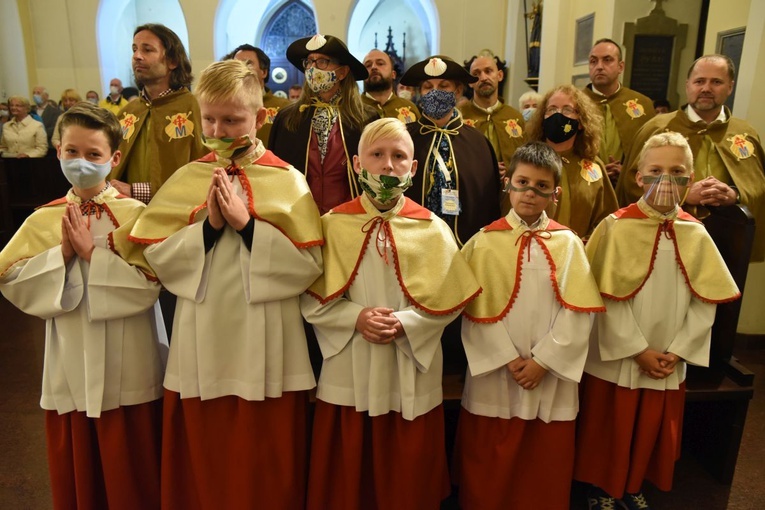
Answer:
[{"left": 0, "top": 95, "right": 47, "bottom": 158}]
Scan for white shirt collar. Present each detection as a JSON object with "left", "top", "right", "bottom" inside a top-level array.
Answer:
[
  {"left": 686, "top": 104, "right": 726, "bottom": 124},
  {"left": 365, "top": 91, "right": 394, "bottom": 106},
  {"left": 590, "top": 82, "right": 621, "bottom": 97}
]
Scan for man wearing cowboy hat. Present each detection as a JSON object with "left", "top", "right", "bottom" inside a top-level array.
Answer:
[
  {"left": 401, "top": 55, "right": 502, "bottom": 247},
  {"left": 269, "top": 34, "right": 376, "bottom": 214}
]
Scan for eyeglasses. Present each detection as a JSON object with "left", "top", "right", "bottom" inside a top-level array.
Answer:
[
  {"left": 302, "top": 57, "right": 337, "bottom": 70},
  {"left": 544, "top": 105, "right": 578, "bottom": 117}
]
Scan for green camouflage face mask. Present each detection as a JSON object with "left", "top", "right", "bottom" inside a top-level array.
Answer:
[{"left": 358, "top": 168, "right": 413, "bottom": 205}]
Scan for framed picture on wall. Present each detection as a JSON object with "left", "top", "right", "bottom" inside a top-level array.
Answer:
[
  {"left": 717, "top": 27, "right": 745, "bottom": 110},
  {"left": 574, "top": 13, "right": 595, "bottom": 66}
]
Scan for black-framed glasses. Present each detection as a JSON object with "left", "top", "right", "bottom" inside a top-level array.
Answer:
[
  {"left": 302, "top": 57, "right": 336, "bottom": 70},
  {"left": 544, "top": 105, "right": 578, "bottom": 117}
]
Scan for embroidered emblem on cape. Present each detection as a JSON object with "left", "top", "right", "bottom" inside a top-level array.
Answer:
[
  {"left": 164, "top": 112, "right": 195, "bottom": 140},
  {"left": 396, "top": 106, "right": 416, "bottom": 124},
  {"left": 264, "top": 107, "right": 279, "bottom": 124},
  {"left": 120, "top": 113, "right": 138, "bottom": 141},
  {"left": 463, "top": 118, "right": 476, "bottom": 127},
  {"left": 505, "top": 119, "right": 523, "bottom": 138},
  {"left": 727, "top": 133, "right": 755, "bottom": 160},
  {"left": 580, "top": 159, "right": 602, "bottom": 183},
  {"left": 306, "top": 34, "right": 327, "bottom": 51},
  {"left": 624, "top": 99, "right": 645, "bottom": 119},
  {"left": 424, "top": 58, "right": 447, "bottom": 77}
]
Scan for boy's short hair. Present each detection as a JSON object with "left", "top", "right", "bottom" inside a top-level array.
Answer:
[
  {"left": 359, "top": 117, "right": 414, "bottom": 155},
  {"left": 58, "top": 102, "right": 122, "bottom": 152},
  {"left": 637, "top": 131, "right": 694, "bottom": 173},
  {"left": 196, "top": 59, "right": 264, "bottom": 113},
  {"left": 506, "top": 141, "right": 562, "bottom": 187}
]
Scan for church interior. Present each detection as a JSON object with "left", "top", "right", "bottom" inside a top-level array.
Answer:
[{"left": 1, "top": 0, "right": 764, "bottom": 508}]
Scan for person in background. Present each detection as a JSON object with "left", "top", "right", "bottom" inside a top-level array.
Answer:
[
  {"left": 0, "top": 95, "right": 47, "bottom": 158},
  {"left": 99, "top": 78, "right": 129, "bottom": 115},
  {"left": 582, "top": 39, "right": 655, "bottom": 186},
  {"left": 223, "top": 43, "right": 290, "bottom": 148},
  {"left": 269, "top": 33, "right": 375, "bottom": 214},
  {"left": 288, "top": 84, "right": 303, "bottom": 101},
  {"left": 122, "top": 86, "right": 140, "bottom": 102},
  {"left": 518, "top": 90, "right": 542, "bottom": 121},
  {"left": 362, "top": 48, "right": 420, "bottom": 123},
  {"left": 0, "top": 102, "right": 10, "bottom": 141},
  {"left": 51, "top": 88, "right": 83, "bottom": 147},
  {"left": 653, "top": 98, "right": 671, "bottom": 114},
  {"left": 108, "top": 23, "right": 206, "bottom": 203},
  {"left": 32, "top": 85, "right": 61, "bottom": 148},
  {"left": 85, "top": 90, "right": 100, "bottom": 105},
  {"left": 526, "top": 84, "right": 618, "bottom": 239},
  {"left": 397, "top": 82, "right": 416, "bottom": 101}
]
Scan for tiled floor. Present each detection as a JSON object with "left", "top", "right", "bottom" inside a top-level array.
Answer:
[{"left": 0, "top": 295, "right": 763, "bottom": 509}]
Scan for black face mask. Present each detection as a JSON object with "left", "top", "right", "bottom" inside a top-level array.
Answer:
[{"left": 542, "top": 112, "right": 579, "bottom": 143}]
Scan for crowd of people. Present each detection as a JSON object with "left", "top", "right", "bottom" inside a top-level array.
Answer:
[{"left": 0, "top": 23, "right": 763, "bottom": 510}]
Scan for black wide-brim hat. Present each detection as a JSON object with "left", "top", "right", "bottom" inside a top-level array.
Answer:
[
  {"left": 399, "top": 56, "right": 478, "bottom": 87},
  {"left": 286, "top": 34, "right": 368, "bottom": 80}
]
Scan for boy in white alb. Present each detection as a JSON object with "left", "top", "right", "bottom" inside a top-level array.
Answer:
[
  {"left": 0, "top": 102, "right": 166, "bottom": 510},
  {"left": 302, "top": 117, "right": 480, "bottom": 509},
  {"left": 455, "top": 141, "right": 605, "bottom": 510},
  {"left": 574, "top": 132, "right": 740, "bottom": 510},
  {"left": 128, "top": 60, "right": 323, "bottom": 510}
]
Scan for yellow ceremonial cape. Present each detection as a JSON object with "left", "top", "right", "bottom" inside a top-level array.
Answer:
[
  {"left": 462, "top": 213, "right": 605, "bottom": 322},
  {"left": 307, "top": 195, "right": 481, "bottom": 315},
  {"left": 0, "top": 187, "right": 146, "bottom": 278},
  {"left": 586, "top": 200, "right": 740, "bottom": 303},
  {"left": 126, "top": 147, "right": 323, "bottom": 272}
]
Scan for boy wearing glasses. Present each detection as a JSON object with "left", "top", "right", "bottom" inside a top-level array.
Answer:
[
  {"left": 455, "top": 142, "right": 604, "bottom": 509},
  {"left": 269, "top": 34, "right": 376, "bottom": 214}
]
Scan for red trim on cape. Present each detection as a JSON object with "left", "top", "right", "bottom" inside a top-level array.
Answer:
[
  {"left": 614, "top": 203, "right": 701, "bottom": 223},
  {"left": 330, "top": 197, "right": 433, "bottom": 220},
  {"left": 306, "top": 204, "right": 477, "bottom": 314},
  {"left": 197, "top": 148, "right": 290, "bottom": 169},
  {"left": 464, "top": 221, "right": 603, "bottom": 323},
  {"left": 37, "top": 197, "right": 68, "bottom": 209}
]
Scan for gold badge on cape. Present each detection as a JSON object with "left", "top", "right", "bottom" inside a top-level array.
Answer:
[
  {"left": 120, "top": 113, "right": 138, "bottom": 141},
  {"left": 580, "top": 159, "right": 602, "bottom": 183},
  {"left": 727, "top": 133, "right": 755, "bottom": 160},
  {"left": 164, "top": 112, "right": 195, "bottom": 140},
  {"left": 624, "top": 99, "right": 645, "bottom": 119},
  {"left": 505, "top": 119, "right": 523, "bottom": 138},
  {"left": 396, "top": 106, "right": 416, "bottom": 124},
  {"left": 463, "top": 118, "right": 476, "bottom": 128},
  {"left": 264, "top": 107, "right": 279, "bottom": 124}
]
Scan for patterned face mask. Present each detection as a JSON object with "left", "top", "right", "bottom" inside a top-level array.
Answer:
[
  {"left": 419, "top": 89, "right": 457, "bottom": 119},
  {"left": 358, "top": 168, "right": 413, "bottom": 206},
  {"left": 305, "top": 67, "right": 339, "bottom": 93},
  {"left": 202, "top": 133, "right": 254, "bottom": 160}
]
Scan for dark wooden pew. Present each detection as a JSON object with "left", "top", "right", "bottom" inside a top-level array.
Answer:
[{"left": 0, "top": 154, "right": 70, "bottom": 248}]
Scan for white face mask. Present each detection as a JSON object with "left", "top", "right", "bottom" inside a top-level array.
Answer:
[
  {"left": 110, "top": 86, "right": 120, "bottom": 95},
  {"left": 398, "top": 89, "right": 413, "bottom": 101},
  {"left": 60, "top": 158, "right": 112, "bottom": 189}
]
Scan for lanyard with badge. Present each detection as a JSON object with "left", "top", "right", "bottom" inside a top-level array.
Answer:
[{"left": 433, "top": 146, "right": 460, "bottom": 216}]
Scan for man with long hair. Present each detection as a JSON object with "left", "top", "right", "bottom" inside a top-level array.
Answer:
[
  {"left": 269, "top": 34, "right": 375, "bottom": 214},
  {"left": 109, "top": 23, "right": 207, "bottom": 203}
]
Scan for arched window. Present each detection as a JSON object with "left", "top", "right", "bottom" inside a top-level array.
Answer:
[
  {"left": 96, "top": 0, "right": 190, "bottom": 95},
  {"left": 261, "top": 0, "right": 318, "bottom": 94},
  {"left": 347, "top": 0, "right": 438, "bottom": 73}
]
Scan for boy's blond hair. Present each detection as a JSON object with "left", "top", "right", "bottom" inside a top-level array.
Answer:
[
  {"left": 358, "top": 117, "right": 414, "bottom": 154},
  {"left": 196, "top": 59, "right": 263, "bottom": 112},
  {"left": 637, "top": 131, "right": 694, "bottom": 173}
]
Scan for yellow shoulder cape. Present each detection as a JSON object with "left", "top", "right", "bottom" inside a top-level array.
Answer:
[
  {"left": 462, "top": 215, "right": 605, "bottom": 322},
  {"left": 307, "top": 196, "right": 481, "bottom": 315},
  {"left": 1, "top": 187, "right": 147, "bottom": 278},
  {"left": 586, "top": 202, "right": 740, "bottom": 303}
]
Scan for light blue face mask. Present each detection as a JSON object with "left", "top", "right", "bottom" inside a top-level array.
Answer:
[{"left": 60, "top": 158, "right": 112, "bottom": 189}]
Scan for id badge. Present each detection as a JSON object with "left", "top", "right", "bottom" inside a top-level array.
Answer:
[{"left": 441, "top": 189, "right": 460, "bottom": 216}]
